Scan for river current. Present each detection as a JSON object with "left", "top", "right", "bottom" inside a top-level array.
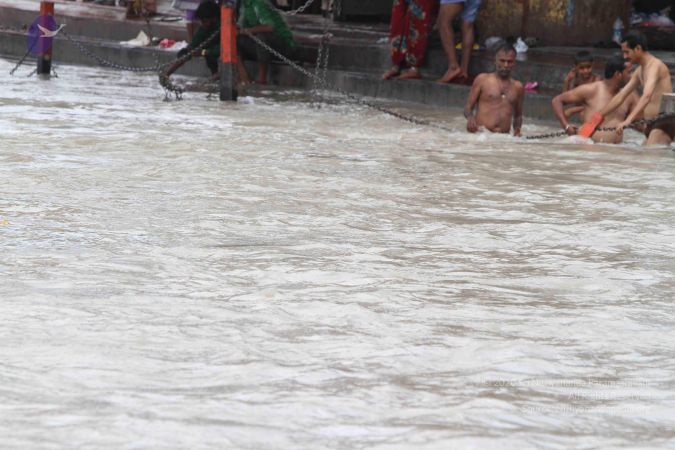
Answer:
[{"left": 1, "top": 59, "right": 674, "bottom": 449}]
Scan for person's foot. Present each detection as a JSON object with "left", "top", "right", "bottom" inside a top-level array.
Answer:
[
  {"left": 398, "top": 67, "right": 421, "bottom": 80},
  {"left": 436, "top": 66, "right": 462, "bottom": 83},
  {"left": 382, "top": 66, "right": 401, "bottom": 80}
]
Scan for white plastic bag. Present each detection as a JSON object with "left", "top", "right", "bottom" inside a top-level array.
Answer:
[{"left": 515, "top": 37, "right": 528, "bottom": 53}]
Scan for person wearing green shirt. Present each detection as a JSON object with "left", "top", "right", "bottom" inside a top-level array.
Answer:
[
  {"left": 177, "top": 0, "right": 221, "bottom": 76},
  {"left": 237, "top": 0, "right": 295, "bottom": 85}
]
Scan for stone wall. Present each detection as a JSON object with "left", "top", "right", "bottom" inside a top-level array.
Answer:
[{"left": 476, "top": 0, "right": 631, "bottom": 46}]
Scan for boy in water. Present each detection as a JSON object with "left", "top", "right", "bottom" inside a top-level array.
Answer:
[
  {"left": 562, "top": 51, "right": 600, "bottom": 119},
  {"left": 563, "top": 51, "right": 600, "bottom": 92}
]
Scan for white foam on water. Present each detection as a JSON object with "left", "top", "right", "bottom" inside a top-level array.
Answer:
[{"left": 1, "top": 59, "right": 675, "bottom": 449}]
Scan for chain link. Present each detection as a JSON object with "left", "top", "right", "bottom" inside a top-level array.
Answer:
[
  {"left": 525, "top": 113, "right": 675, "bottom": 140},
  {"left": 242, "top": 30, "right": 455, "bottom": 132},
  {"left": 62, "top": 30, "right": 169, "bottom": 72},
  {"left": 158, "top": 28, "right": 221, "bottom": 100},
  {"left": 241, "top": 0, "right": 454, "bottom": 131},
  {"left": 525, "top": 130, "right": 569, "bottom": 140},
  {"left": 311, "top": 32, "right": 331, "bottom": 105},
  {"left": 280, "top": 0, "right": 318, "bottom": 16},
  {"left": 596, "top": 112, "right": 675, "bottom": 132},
  {"left": 9, "top": 26, "right": 40, "bottom": 76},
  {"left": 9, "top": 48, "right": 34, "bottom": 76}
]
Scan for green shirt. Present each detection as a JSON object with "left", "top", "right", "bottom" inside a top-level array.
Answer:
[
  {"left": 188, "top": 24, "right": 221, "bottom": 59},
  {"left": 238, "top": 0, "right": 295, "bottom": 49}
]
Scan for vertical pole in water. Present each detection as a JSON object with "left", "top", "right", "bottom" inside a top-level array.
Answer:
[
  {"left": 219, "top": 0, "right": 238, "bottom": 101},
  {"left": 37, "top": 1, "right": 55, "bottom": 76}
]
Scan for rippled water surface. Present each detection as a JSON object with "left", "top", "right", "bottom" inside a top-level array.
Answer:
[{"left": 1, "top": 59, "right": 675, "bottom": 449}]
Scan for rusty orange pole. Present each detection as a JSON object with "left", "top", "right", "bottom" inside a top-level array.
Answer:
[
  {"left": 37, "top": 1, "right": 55, "bottom": 76},
  {"left": 219, "top": 0, "right": 238, "bottom": 101}
]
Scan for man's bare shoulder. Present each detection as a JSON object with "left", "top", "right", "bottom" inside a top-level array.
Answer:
[
  {"left": 641, "top": 56, "right": 669, "bottom": 82},
  {"left": 562, "top": 80, "right": 597, "bottom": 100},
  {"left": 581, "top": 80, "right": 604, "bottom": 94},
  {"left": 654, "top": 57, "right": 670, "bottom": 77},
  {"left": 473, "top": 72, "right": 492, "bottom": 84},
  {"left": 649, "top": 55, "right": 669, "bottom": 70}
]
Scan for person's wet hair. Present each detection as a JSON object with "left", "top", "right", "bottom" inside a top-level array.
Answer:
[
  {"left": 604, "top": 54, "right": 627, "bottom": 79},
  {"left": 622, "top": 30, "right": 648, "bottom": 51},
  {"left": 195, "top": 0, "right": 219, "bottom": 21},
  {"left": 574, "top": 50, "right": 594, "bottom": 65},
  {"left": 495, "top": 43, "right": 516, "bottom": 56}
]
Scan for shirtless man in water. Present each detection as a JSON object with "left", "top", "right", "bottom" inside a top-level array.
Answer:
[
  {"left": 464, "top": 44, "right": 524, "bottom": 135},
  {"left": 583, "top": 31, "right": 673, "bottom": 145},
  {"left": 552, "top": 55, "right": 639, "bottom": 144}
]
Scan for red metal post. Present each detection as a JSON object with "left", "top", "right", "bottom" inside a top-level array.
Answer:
[
  {"left": 37, "top": 1, "right": 55, "bottom": 76},
  {"left": 219, "top": 0, "right": 238, "bottom": 101}
]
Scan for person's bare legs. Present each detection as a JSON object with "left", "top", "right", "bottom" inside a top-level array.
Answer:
[
  {"left": 237, "top": 60, "right": 251, "bottom": 85},
  {"left": 436, "top": 3, "right": 464, "bottom": 83},
  {"left": 398, "top": 66, "right": 421, "bottom": 79},
  {"left": 459, "top": 20, "right": 475, "bottom": 79},
  {"left": 382, "top": 66, "right": 401, "bottom": 80},
  {"left": 256, "top": 62, "right": 268, "bottom": 85}
]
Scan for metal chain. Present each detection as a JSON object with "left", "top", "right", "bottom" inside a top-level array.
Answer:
[
  {"left": 243, "top": 0, "right": 455, "bottom": 131},
  {"left": 525, "top": 130, "right": 569, "bottom": 140},
  {"left": 9, "top": 48, "right": 34, "bottom": 76},
  {"left": 158, "top": 28, "right": 221, "bottom": 100},
  {"left": 280, "top": 0, "right": 318, "bottom": 15},
  {"left": 158, "top": 71, "right": 185, "bottom": 100},
  {"left": 321, "top": 34, "right": 331, "bottom": 83},
  {"left": 525, "top": 113, "right": 675, "bottom": 140},
  {"left": 312, "top": 35, "right": 327, "bottom": 88},
  {"left": 311, "top": 0, "right": 334, "bottom": 106},
  {"left": 60, "top": 20, "right": 219, "bottom": 100},
  {"left": 596, "top": 112, "right": 675, "bottom": 132},
  {"left": 311, "top": 34, "right": 331, "bottom": 106},
  {"left": 9, "top": 34, "right": 39, "bottom": 76},
  {"left": 242, "top": 30, "right": 455, "bottom": 133},
  {"left": 62, "top": 30, "right": 167, "bottom": 72}
]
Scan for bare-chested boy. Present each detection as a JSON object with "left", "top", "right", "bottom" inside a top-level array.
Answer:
[
  {"left": 581, "top": 31, "right": 673, "bottom": 145},
  {"left": 464, "top": 44, "right": 524, "bottom": 136},
  {"left": 552, "top": 55, "right": 639, "bottom": 144},
  {"left": 562, "top": 50, "right": 601, "bottom": 119},
  {"left": 563, "top": 51, "right": 600, "bottom": 92}
]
